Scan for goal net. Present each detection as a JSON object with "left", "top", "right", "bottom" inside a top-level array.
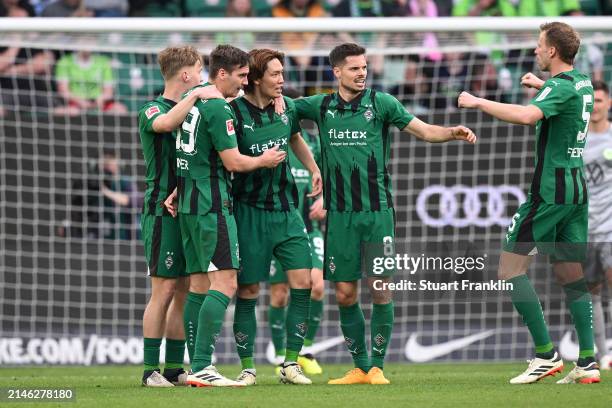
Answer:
[{"left": 1, "top": 17, "right": 611, "bottom": 365}]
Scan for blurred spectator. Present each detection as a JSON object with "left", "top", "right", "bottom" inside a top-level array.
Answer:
[
  {"left": 331, "top": 0, "right": 395, "bottom": 16},
  {"left": 0, "top": 0, "right": 35, "bottom": 15},
  {"left": 466, "top": 53, "right": 508, "bottom": 103},
  {"left": 129, "top": 0, "right": 182, "bottom": 16},
  {"left": 387, "top": 58, "right": 429, "bottom": 113},
  {"left": 83, "top": 0, "right": 128, "bottom": 16},
  {"left": 0, "top": 2, "right": 56, "bottom": 115},
  {"left": 453, "top": 0, "right": 516, "bottom": 16},
  {"left": 61, "top": 150, "right": 137, "bottom": 240},
  {"left": 215, "top": 0, "right": 257, "bottom": 48},
  {"left": 54, "top": 49, "right": 127, "bottom": 116},
  {"left": 517, "top": 0, "right": 581, "bottom": 16},
  {"left": 404, "top": 0, "right": 442, "bottom": 62},
  {"left": 272, "top": 0, "right": 327, "bottom": 69},
  {"left": 422, "top": 52, "right": 469, "bottom": 110},
  {"left": 185, "top": 0, "right": 226, "bottom": 16},
  {"left": 41, "top": 0, "right": 93, "bottom": 17}
]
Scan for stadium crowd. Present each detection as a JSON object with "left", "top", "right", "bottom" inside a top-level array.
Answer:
[{"left": 0, "top": 0, "right": 610, "bottom": 117}]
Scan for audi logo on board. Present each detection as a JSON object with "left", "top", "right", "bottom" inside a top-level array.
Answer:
[{"left": 416, "top": 185, "right": 526, "bottom": 228}]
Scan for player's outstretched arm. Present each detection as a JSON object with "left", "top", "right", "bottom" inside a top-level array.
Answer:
[
  {"left": 151, "top": 85, "right": 223, "bottom": 133},
  {"left": 289, "top": 132, "right": 322, "bottom": 197},
  {"left": 458, "top": 91, "right": 543, "bottom": 126},
  {"left": 219, "top": 145, "right": 287, "bottom": 173},
  {"left": 403, "top": 116, "right": 477, "bottom": 144}
]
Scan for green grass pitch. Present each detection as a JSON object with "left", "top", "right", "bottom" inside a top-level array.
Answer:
[{"left": 1, "top": 363, "right": 610, "bottom": 408}]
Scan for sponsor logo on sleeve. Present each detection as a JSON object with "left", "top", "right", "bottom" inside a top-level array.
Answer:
[
  {"left": 226, "top": 119, "right": 235, "bottom": 136},
  {"left": 145, "top": 105, "right": 160, "bottom": 119}
]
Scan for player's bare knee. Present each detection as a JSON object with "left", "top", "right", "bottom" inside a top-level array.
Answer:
[
  {"left": 238, "top": 283, "right": 260, "bottom": 299},
  {"left": 335, "top": 288, "right": 357, "bottom": 306},
  {"left": 270, "top": 283, "right": 289, "bottom": 307},
  {"left": 311, "top": 279, "right": 324, "bottom": 300}
]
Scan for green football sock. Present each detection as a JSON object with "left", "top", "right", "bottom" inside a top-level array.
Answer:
[
  {"left": 563, "top": 278, "right": 595, "bottom": 359},
  {"left": 370, "top": 302, "right": 394, "bottom": 369},
  {"left": 304, "top": 299, "right": 323, "bottom": 347},
  {"left": 268, "top": 305, "right": 287, "bottom": 357},
  {"left": 233, "top": 297, "right": 258, "bottom": 370},
  {"left": 339, "top": 302, "right": 370, "bottom": 373},
  {"left": 164, "top": 338, "right": 185, "bottom": 369},
  {"left": 508, "top": 275, "right": 554, "bottom": 356},
  {"left": 191, "top": 290, "right": 230, "bottom": 373},
  {"left": 285, "top": 288, "right": 311, "bottom": 363},
  {"left": 143, "top": 337, "right": 162, "bottom": 371},
  {"left": 184, "top": 292, "right": 206, "bottom": 363}
]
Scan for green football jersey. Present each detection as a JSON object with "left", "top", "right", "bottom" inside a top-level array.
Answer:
[
  {"left": 138, "top": 96, "right": 177, "bottom": 216},
  {"left": 229, "top": 96, "right": 300, "bottom": 211},
  {"left": 295, "top": 89, "right": 414, "bottom": 212},
  {"left": 289, "top": 130, "right": 322, "bottom": 233},
  {"left": 176, "top": 84, "right": 238, "bottom": 215},
  {"left": 529, "top": 69, "right": 594, "bottom": 204}
]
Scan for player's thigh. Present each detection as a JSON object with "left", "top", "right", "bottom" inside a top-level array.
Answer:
[
  {"left": 324, "top": 211, "right": 361, "bottom": 282},
  {"left": 142, "top": 214, "right": 186, "bottom": 278},
  {"left": 551, "top": 204, "right": 588, "bottom": 263},
  {"left": 235, "top": 202, "right": 274, "bottom": 285},
  {"left": 274, "top": 208, "right": 312, "bottom": 273},
  {"left": 363, "top": 208, "right": 396, "bottom": 278},
  {"left": 503, "top": 200, "right": 561, "bottom": 256},
  {"left": 179, "top": 214, "right": 204, "bottom": 274}
]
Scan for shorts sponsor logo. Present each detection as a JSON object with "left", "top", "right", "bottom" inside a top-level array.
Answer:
[
  {"left": 416, "top": 185, "right": 526, "bottom": 228},
  {"left": 145, "top": 105, "right": 160, "bottom": 119}
]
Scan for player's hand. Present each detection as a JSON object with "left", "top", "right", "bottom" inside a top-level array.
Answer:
[
  {"left": 309, "top": 196, "right": 326, "bottom": 221},
  {"left": 163, "top": 188, "right": 178, "bottom": 218},
  {"left": 273, "top": 95, "right": 286, "bottom": 114},
  {"left": 308, "top": 170, "right": 322, "bottom": 197},
  {"left": 195, "top": 85, "right": 224, "bottom": 100},
  {"left": 457, "top": 91, "right": 480, "bottom": 109},
  {"left": 451, "top": 125, "right": 477, "bottom": 144},
  {"left": 520, "top": 72, "right": 545, "bottom": 90},
  {"left": 260, "top": 145, "right": 287, "bottom": 168}
]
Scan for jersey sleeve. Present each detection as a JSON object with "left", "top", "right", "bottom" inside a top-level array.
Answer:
[
  {"left": 378, "top": 92, "right": 414, "bottom": 130},
  {"left": 138, "top": 102, "right": 165, "bottom": 133},
  {"left": 529, "top": 80, "right": 573, "bottom": 119},
  {"left": 285, "top": 97, "right": 301, "bottom": 135},
  {"left": 294, "top": 95, "right": 321, "bottom": 121},
  {"left": 207, "top": 101, "right": 238, "bottom": 152}
]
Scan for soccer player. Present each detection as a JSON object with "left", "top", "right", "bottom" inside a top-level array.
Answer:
[
  {"left": 138, "top": 45, "right": 222, "bottom": 387},
  {"left": 229, "top": 49, "right": 321, "bottom": 386},
  {"left": 268, "top": 126, "right": 326, "bottom": 376},
  {"left": 459, "top": 22, "right": 600, "bottom": 384},
  {"left": 582, "top": 80, "right": 612, "bottom": 370},
  {"left": 174, "top": 44, "right": 286, "bottom": 387},
  {"left": 295, "top": 43, "right": 476, "bottom": 385}
]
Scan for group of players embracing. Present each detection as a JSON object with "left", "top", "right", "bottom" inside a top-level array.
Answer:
[{"left": 137, "top": 20, "right": 606, "bottom": 388}]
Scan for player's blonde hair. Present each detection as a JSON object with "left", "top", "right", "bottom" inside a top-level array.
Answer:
[
  {"left": 157, "top": 45, "right": 202, "bottom": 80},
  {"left": 540, "top": 22, "right": 581, "bottom": 65}
]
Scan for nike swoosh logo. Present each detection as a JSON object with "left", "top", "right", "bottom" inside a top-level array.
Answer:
[
  {"left": 265, "top": 336, "right": 345, "bottom": 364},
  {"left": 559, "top": 331, "right": 612, "bottom": 361},
  {"left": 404, "top": 330, "right": 496, "bottom": 362}
]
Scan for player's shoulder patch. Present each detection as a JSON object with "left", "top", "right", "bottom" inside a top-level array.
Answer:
[
  {"left": 226, "top": 119, "right": 235, "bottom": 136},
  {"left": 144, "top": 104, "right": 161, "bottom": 119}
]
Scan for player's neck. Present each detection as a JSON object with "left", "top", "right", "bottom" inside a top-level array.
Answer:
[
  {"left": 590, "top": 119, "right": 610, "bottom": 134},
  {"left": 549, "top": 62, "right": 573, "bottom": 78},
  {"left": 337, "top": 86, "right": 362, "bottom": 103},
  {"left": 243, "top": 90, "right": 273, "bottom": 109},
  {"left": 162, "top": 81, "right": 189, "bottom": 102}
]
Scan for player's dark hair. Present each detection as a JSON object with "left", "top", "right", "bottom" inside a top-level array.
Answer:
[
  {"left": 592, "top": 80, "right": 609, "bottom": 95},
  {"left": 244, "top": 48, "right": 285, "bottom": 94},
  {"left": 539, "top": 22, "right": 581, "bottom": 65},
  {"left": 209, "top": 44, "right": 249, "bottom": 79},
  {"left": 329, "top": 43, "right": 366, "bottom": 68},
  {"left": 157, "top": 45, "right": 202, "bottom": 80}
]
